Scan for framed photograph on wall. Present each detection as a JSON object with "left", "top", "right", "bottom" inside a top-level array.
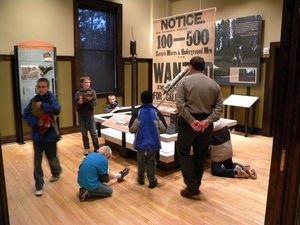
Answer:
[{"left": 214, "top": 15, "right": 263, "bottom": 86}]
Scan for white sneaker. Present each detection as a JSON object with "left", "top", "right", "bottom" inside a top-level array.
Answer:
[
  {"left": 83, "top": 149, "right": 89, "bottom": 156},
  {"left": 35, "top": 189, "right": 43, "bottom": 196}
]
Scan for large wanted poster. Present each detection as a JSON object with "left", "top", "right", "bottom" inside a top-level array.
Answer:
[{"left": 153, "top": 8, "right": 216, "bottom": 108}]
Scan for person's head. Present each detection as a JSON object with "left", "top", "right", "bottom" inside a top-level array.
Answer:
[
  {"left": 188, "top": 56, "right": 205, "bottom": 72},
  {"left": 36, "top": 78, "right": 50, "bottom": 96},
  {"left": 108, "top": 95, "right": 117, "bottom": 104},
  {"left": 97, "top": 145, "right": 112, "bottom": 160},
  {"left": 80, "top": 76, "right": 91, "bottom": 90},
  {"left": 141, "top": 90, "right": 153, "bottom": 104}
]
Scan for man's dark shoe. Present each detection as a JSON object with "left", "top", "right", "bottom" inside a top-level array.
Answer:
[
  {"left": 149, "top": 179, "right": 158, "bottom": 189},
  {"left": 117, "top": 168, "right": 130, "bottom": 182},
  {"left": 180, "top": 188, "right": 200, "bottom": 200},
  {"left": 137, "top": 177, "right": 145, "bottom": 185},
  {"left": 79, "top": 187, "right": 89, "bottom": 202}
]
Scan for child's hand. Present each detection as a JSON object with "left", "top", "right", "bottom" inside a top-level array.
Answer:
[
  {"left": 35, "top": 101, "right": 42, "bottom": 108},
  {"left": 84, "top": 95, "right": 94, "bottom": 102},
  {"left": 78, "top": 96, "right": 84, "bottom": 104}
]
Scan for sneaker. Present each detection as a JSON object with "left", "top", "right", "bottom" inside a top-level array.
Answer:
[
  {"left": 137, "top": 177, "right": 145, "bottom": 185},
  {"left": 49, "top": 175, "right": 60, "bottom": 182},
  {"left": 149, "top": 179, "right": 158, "bottom": 189},
  {"left": 79, "top": 187, "right": 89, "bottom": 202},
  {"left": 83, "top": 149, "right": 89, "bottom": 156},
  {"left": 180, "top": 188, "right": 200, "bottom": 200},
  {"left": 117, "top": 168, "right": 130, "bottom": 182},
  {"left": 35, "top": 189, "right": 43, "bottom": 197}
]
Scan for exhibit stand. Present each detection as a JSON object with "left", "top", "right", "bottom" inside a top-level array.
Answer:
[
  {"left": 13, "top": 41, "right": 57, "bottom": 144},
  {"left": 94, "top": 110, "right": 178, "bottom": 171},
  {"left": 94, "top": 107, "right": 237, "bottom": 171},
  {"left": 223, "top": 94, "right": 259, "bottom": 137}
]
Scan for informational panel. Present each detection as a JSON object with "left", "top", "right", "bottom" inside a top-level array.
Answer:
[
  {"left": 15, "top": 41, "right": 57, "bottom": 114},
  {"left": 14, "top": 41, "right": 57, "bottom": 143},
  {"left": 223, "top": 94, "right": 259, "bottom": 108},
  {"left": 214, "top": 15, "right": 263, "bottom": 86},
  {"left": 153, "top": 8, "right": 216, "bottom": 108}
]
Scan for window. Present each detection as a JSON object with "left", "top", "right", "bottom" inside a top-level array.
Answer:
[{"left": 74, "top": 0, "right": 123, "bottom": 95}]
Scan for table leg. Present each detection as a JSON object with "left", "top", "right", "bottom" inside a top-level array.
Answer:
[
  {"left": 96, "top": 122, "right": 101, "bottom": 137},
  {"left": 245, "top": 108, "right": 249, "bottom": 137},
  {"left": 224, "top": 105, "right": 228, "bottom": 118},
  {"left": 251, "top": 104, "right": 256, "bottom": 134}
]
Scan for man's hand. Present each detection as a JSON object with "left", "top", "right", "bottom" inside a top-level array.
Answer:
[
  {"left": 190, "top": 119, "right": 210, "bottom": 132},
  {"left": 199, "top": 119, "right": 210, "bottom": 132},
  {"left": 191, "top": 120, "right": 202, "bottom": 132}
]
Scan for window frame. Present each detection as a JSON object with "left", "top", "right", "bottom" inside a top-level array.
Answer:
[{"left": 73, "top": 0, "right": 123, "bottom": 97}]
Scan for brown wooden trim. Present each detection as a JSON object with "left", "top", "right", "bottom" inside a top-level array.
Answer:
[
  {"left": 0, "top": 55, "right": 12, "bottom": 61},
  {"left": 123, "top": 57, "right": 153, "bottom": 93},
  {"left": 265, "top": 0, "right": 300, "bottom": 224},
  {"left": 73, "top": 0, "right": 123, "bottom": 97},
  {"left": 262, "top": 42, "right": 280, "bottom": 137},
  {"left": 57, "top": 56, "right": 77, "bottom": 127},
  {"left": 0, "top": 137, "right": 10, "bottom": 225}
]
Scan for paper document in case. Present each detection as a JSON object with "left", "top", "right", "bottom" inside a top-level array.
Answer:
[{"left": 102, "top": 114, "right": 131, "bottom": 133}]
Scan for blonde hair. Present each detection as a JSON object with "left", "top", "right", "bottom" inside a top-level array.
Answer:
[{"left": 97, "top": 146, "right": 112, "bottom": 159}]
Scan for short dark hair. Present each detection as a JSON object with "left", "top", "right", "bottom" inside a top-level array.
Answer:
[
  {"left": 189, "top": 56, "right": 205, "bottom": 71},
  {"left": 141, "top": 90, "right": 153, "bottom": 104},
  {"left": 37, "top": 78, "right": 49, "bottom": 87}
]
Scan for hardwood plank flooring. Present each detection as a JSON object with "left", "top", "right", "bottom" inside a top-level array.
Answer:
[{"left": 2, "top": 131, "right": 272, "bottom": 225}]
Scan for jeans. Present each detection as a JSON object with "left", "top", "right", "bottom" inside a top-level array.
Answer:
[
  {"left": 137, "top": 151, "right": 157, "bottom": 182},
  {"left": 33, "top": 142, "right": 62, "bottom": 190},
  {"left": 88, "top": 183, "right": 112, "bottom": 198},
  {"left": 78, "top": 115, "right": 99, "bottom": 151},
  {"left": 176, "top": 117, "right": 213, "bottom": 194},
  {"left": 211, "top": 158, "right": 243, "bottom": 178}
]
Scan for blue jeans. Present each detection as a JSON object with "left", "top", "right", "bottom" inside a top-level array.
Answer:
[
  {"left": 137, "top": 151, "right": 157, "bottom": 182},
  {"left": 211, "top": 158, "right": 243, "bottom": 178},
  {"left": 88, "top": 183, "right": 112, "bottom": 198},
  {"left": 33, "top": 142, "right": 62, "bottom": 190},
  {"left": 78, "top": 115, "right": 99, "bottom": 151}
]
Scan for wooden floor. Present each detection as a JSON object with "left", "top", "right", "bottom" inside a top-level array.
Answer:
[{"left": 2, "top": 131, "right": 273, "bottom": 225}]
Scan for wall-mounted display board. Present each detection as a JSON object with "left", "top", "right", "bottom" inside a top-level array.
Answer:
[
  {"left": 14, "top": 41, "right": 57, "bottom": 143},
  {"left": 152, "top": 8, "right": 216, "bottom": 108},
  {"left": 214, "top": 15, "right": 263, "bottom": 86}
]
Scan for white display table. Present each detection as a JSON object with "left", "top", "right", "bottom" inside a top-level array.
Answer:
[
  {"left": 223, "top": 94, "right": 259, "bottom": 137},
  {"left": 94, "top": 110, "right": 237, "bottom": 171}
]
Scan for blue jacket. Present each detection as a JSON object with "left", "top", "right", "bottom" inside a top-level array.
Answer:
[
  {"left": 23, "top": 91, "right": 60, "bottom": 142},
  {"left": 77, "top": 153, "right": 108, "bottom": 190},
  {"left": 128, "top": 104, "right": 167, "bottom": 151}
]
